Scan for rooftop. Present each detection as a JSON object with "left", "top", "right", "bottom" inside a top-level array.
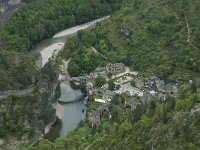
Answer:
[
  {"left": 104, "top": 90, "right": 115, "bottom": 97},
  {"left": 107, "top": 62, "right": 125, "bottom": 68}
]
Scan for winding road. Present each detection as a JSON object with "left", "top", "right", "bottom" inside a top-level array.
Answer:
[
  {"left": 0, "top": 3, "right": 24, "bottom": 29},
  {"left": 0, "top": 0, "right": 48, "bottom": 29},
  {"left": 0, "top": 87, "right": 33, "bottom": 99}
]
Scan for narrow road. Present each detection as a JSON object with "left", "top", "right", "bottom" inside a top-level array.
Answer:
[
  {"left": 0, "top": 3, "right": 25, "bottom": 29},
  {"left": 0, "top": 0, "right": 49, "bottom": 29},
  {"left": 0, "top": 87, "right": 33, "bottom": 99}
]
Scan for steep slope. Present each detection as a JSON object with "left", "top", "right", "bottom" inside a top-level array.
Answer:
[
  {"left": 0, "top": 49, "right": 36, "bottom": 90},
  {"left": 63, "top": 0, "right": 200, "bottom": 82},
  {"left": 99, "top": 0, "right": 200, "bottom": 82}
]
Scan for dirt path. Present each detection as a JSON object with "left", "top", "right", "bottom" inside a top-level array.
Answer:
[
  {"left": 91, "top": 47, "right": 108, "bottom": 60},
  {"left": 185, "top": 16, "right": 190, "bottom": 43}
]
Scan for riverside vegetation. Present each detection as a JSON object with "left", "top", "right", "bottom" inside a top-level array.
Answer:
[{"left": 0, "top": 0, "right": 123, "bottom": 148}]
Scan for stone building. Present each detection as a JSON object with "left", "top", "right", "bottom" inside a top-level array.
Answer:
[
  {"left": 135, "top": 78, "right": 144, "bottom": 89},
  {"left": 103, "top": 90, "right": 115, "bottom": 102},
  {"left": 126, "top": 98, "right": 140, "bottom": 110},
  {"left": 106, "top": 63, "right": 126, "bottom": 75},
  {"left": 88, "top": 104, "right": 109, "bottom": 127},
  {"left": 86, "top": 82, "right": 93, "bottom": 95}
]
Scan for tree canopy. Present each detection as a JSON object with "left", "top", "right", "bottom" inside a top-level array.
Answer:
[{"left": 95, "top": 76, "right": 106, "bottom": 87}]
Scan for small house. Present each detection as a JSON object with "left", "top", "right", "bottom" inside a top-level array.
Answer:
[
  {"left": 106, "top": 63, "right": 126, "bottom": 75},
  {"left": 135, "top": 78, "right": 144, "bottom": 89},
  {"left": 87, "top": 104, "right": 109, "bottom": 126},
  {"left": 88, "top": 111, "right": 100, "bottom": 127},
  {"left": 86, "top": 82, "right": 93, "bottom": 95},
  {"left": 126, "top": 99, "right": 140, "bottom": 110},
  {"left": 103, "top": 91, "right": 115, "bottom": 102}
]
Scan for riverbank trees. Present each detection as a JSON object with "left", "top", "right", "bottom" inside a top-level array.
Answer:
[{"left": 68, "top": 47, "right": 106, "bottom": 77}]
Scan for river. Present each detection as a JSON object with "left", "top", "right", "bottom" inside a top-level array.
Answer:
[
  {"left": 34, "top": 17, "right": 109, "bottom": 139},
  {"left": 59, "top": 82, "right": 85, "bottom": 137}
]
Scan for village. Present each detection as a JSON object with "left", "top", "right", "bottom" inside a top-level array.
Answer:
[{"left": 61, "top": 62, "right": 178, "bottom": 125}]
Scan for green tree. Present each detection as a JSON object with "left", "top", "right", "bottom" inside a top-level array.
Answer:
[
  {"left": 108, "top": 80, "right": 115, "bottom": 90},
  {"left": 95, "top": 76, "right": 106, "bottom": 87},
  {"left": 68, "top": 62, "right": 81, "bottom": 77},
  {"left": 54, "top": 81, "right": 61, "bottom": 100},
  {"left": 130, "top": 80, "right": 135, "bottom": 87},
  {"left": 107, "top": 72, "right": 113, "bottom": 78},
  {"left": 37, "top": 139, "right": 54, "bottom": 150}
]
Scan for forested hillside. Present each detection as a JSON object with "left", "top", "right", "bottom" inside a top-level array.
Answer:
[
  {"left": 0, "top": 0, "right": 122, "bottom": 90},
  {"left": 0, "top": 50, "right": 36, "bottom": 90},
  {"left": 62, "top": 0, "right": 200, "bottom": 82}
]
